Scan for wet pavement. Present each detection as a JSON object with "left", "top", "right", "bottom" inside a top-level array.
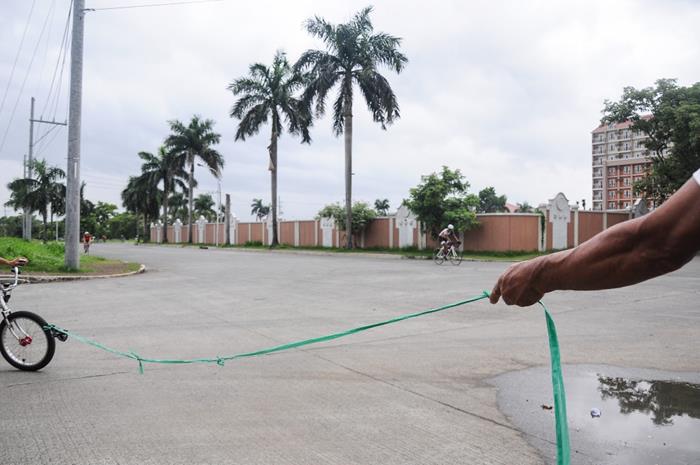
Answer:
[{"left": 492, "top": 365, "right": 700, "bottom": 465}]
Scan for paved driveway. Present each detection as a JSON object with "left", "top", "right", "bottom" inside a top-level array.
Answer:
[{"left": 1, "top": 244, "right": 698, "bottom": 465}]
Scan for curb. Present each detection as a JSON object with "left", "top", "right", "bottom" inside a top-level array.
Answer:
[{"left": 0, "top": 264, "right": 146, "bottom": 283}]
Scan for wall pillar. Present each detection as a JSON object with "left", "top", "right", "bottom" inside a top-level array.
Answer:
[
  {"left": 321, "top": 217, "right": 334, "bottom": 248},
  {"left": 548, "top": 193, "right": 571, "bottom": 250},
  {"left": 388, "top": 217, "right": 394, "bottom": 248},
  {"left": 173, "top": 219, "right": 182, "bottom": 243},
  {"left": 196, "top": 216, "right": 207, "bottom": 244}
]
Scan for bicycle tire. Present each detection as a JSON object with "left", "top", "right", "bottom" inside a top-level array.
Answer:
[
  {"left": 0, "top": 311, "right": 56, "bottom": 371},
  {"left": 433, "top": 248, "right": 445, "bottom": 265},
  {"left": 449, "top": 251, "right": 463, "bottom": 265}
]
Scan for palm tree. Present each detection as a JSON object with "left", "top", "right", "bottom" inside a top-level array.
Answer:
[
  {"left": 250, "top": 198, "right": 271, "bottom": 221},
  {"left": 6, "top": 159, "right": 66, "bottom": 241},
  {"left": 374, "top": 198, "right": 390, "bottom": 216},
  {"left": 122, "top": 174, "right": 160, "bottom": 241},
  {"left": 168, "top": 190, "right": 189, "bottom": 221},
  {"left": 515, "top": 202, "right": 534, "bottom": 213},
  {"left": 166, "top": 116, "right": 224, "bottom": 244},
  {"left": 296, "top": 6, "right": 407, "bottom": 247},
  {"left": 229, "top": 50, "right": 311, "bottom": 247},
  {"left": 138, "top": 146, "right": 188, "bottom": 243},
  {"left": 194, "top": 193, "right": 216, "bottom": 221}
]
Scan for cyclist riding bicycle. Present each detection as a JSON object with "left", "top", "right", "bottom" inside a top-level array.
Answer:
[
  {"left": 438, "top": 224, "right": 459, "bottom": 255},
  {"left": 83, "top": 231, "right": 92, "bottom": 253}
]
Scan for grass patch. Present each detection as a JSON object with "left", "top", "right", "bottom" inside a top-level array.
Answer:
[{"left": 0, "top": 237, "right": 139, "bottom": 274}]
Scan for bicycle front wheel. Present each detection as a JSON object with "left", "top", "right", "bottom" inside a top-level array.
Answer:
[
  {"left": 449, "top": 251, "right": 463, "bottom": 265},
  {"left": 0, "top": 311, "right": 56, "bottom": 371}
]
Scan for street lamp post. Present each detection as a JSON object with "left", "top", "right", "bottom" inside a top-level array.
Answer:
[{"left": 215, "top": 178, "right": 221, "bottom": 247}]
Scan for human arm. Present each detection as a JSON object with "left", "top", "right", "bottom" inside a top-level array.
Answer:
[
  {"left": 0, "top": 257, "right": 28, "bottom": 267},
  {"left": 490, "top": 176, "right": 700, "bottom": 306}
]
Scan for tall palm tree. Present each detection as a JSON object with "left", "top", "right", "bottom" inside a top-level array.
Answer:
[
  {"left": 6, "top": 159, "right": 66, "bottom": 242},
  {"left": 122, "top": 174, "right": 160, "bottom": 241},
  {"left": 166, "top": 116, "right": 223, "bottom": 244},
  {"left": 138, "top": 146, "right": 188, "bottom": 243},
  {"left": 296, "top": 6, "right": 407, "bottom": 247},
  {"left": 229, "top": 50, "right": 312, "bottom": 247}
]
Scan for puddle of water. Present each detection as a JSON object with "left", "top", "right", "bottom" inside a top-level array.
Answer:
[{"left": 492, "top": 366, "right": 700, "bottom": 465}]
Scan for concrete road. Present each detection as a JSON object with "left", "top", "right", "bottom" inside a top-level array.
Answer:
[{"left": 1, "top": 244, "right": 698, "bottom": 465}]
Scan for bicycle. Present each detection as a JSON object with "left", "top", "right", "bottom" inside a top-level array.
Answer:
[
  {"left": 433, "top": 241, "right": 463, "bottom": 266},
  {"left": 83, "top": 240, "right": 90, "bottom": 254},
  {"left": 1, "top": 266, "right": 66, "bottom": 371}
]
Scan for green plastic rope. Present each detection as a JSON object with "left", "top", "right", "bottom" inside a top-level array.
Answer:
[
  {"left": 539, "top": 301, "right": 571, "bottom": 465},
  {"left": 44, "top": 291, "right": 569, "bottom": 464}
]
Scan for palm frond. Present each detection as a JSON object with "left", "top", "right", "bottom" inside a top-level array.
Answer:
[{"left": 355, "top": 69, "right": 400, "bottom": 128}]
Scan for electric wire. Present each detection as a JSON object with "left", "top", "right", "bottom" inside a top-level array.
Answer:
[
  {"left": 33, "top": 1, "right": 72, "bottom": 154},
  {"left": 91, "top": 0, "right": 226, "bottom": 11},
  {"left": 34, "top": 125, "right": 64, "bottom": 158},
  {"left": 0, "top": 2, "right": 56, "bottom": 154},
  {"left": 40, "top": 0, "right": 72, "bottom": 119},
  {"left": 50, "top": 26, "right": 71, "bottom": 122},
  {"left": 34, "top": 106, "right": 68, "bottom": 159},
  {"left": 32, "top": 122, "right": 60, "bottom": 146},
  {"left": 31, "top": 0, "right": 57, "bottom": 106},
  {"left": 0, "top": 0, "right": 37, "bottom": 119}
]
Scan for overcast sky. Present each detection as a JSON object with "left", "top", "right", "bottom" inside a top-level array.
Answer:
[{"left": 1, "top": 0, "right": 699, "bottom": 221}]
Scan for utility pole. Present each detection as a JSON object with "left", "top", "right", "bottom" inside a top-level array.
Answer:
[
  {"left": 25, "top": 96, "right": 67, "bottom": 241},
  {"left": 65, "top": 0, "right": 85, "bottom": 269},
  {"left": 215, "top": 178, "right": 221, "bottom": 246},
  {"left": 23, "top": 98, "right": 35, "bottom": 240},
  {"left": 224, "top": 193, "right": 231, "bottom": 245}
]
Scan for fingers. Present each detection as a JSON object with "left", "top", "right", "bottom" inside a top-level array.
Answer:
[{"left": 489, "top": 280, "right": 501, "bottom": 304}]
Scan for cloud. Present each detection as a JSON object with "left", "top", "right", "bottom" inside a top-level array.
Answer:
[{"left": 1, "top": 0, "right": 699, "bottom": 222}]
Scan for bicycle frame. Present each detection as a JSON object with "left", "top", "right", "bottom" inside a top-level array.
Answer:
[
  {"left": 1, "top": 268, "right": 31, "bottom": 341},
  {"left": 438, "top": 244, "right": 457, "bottom": 258}
]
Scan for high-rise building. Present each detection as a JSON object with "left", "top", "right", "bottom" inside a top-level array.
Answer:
[{"left": 591, "top": 119, "right": 653, "bottom": 211}]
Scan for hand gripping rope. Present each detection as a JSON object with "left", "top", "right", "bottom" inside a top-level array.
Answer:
[{"left": 45, "top": 292, "right": 571, "bottom": 465}]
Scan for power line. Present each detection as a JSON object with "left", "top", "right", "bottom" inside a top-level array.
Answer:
[
  {"left": 91, "top": 0, "right": 227, "bottom": 11},
  {"left": 0, "top": 0, "right": 37, "bottom": 118},
  {"left": 34, "top": 122, "right": 65, "bottom": 158},
  {"left": 40, "top": 1, "right": 73, "bottom": 119},
  {"left": 0, "top": 1, "right": 55, "bottom": 154},
  {"left": 31, "top": 0, "right": 57, "bottom": 105},
  {"left": 33, "top": 0, "right": 72, "bottom": 151}
]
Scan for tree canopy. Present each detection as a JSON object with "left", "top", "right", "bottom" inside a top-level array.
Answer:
[
  {"left": 602, "top": 79, "right": 700, "bottom": 202},
  {"left": 374, "top": 198, "right": 390, "bottom": 216},
  {"left": 317, "top": 201, "right": 377, "bottom": 235},
  {"left": 477, "top": 187, "right": 507, "bottom": 213},
  {"left": 403, "top": 166, "right": 479, "bottom": 238}
]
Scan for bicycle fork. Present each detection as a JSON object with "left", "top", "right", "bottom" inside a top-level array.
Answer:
[
  {"left": 1, "top": 299, "right": 67, "bottom": 344},
  {"left": 1, "top": 300, "right": 32, "bottom": 346}
]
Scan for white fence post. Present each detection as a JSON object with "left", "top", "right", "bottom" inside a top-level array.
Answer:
[
  {"left": 196, "top": 216, "right": 207, "bottom": 244},
  {"left": 174, "top": 219, "right": 182, "bottom": 243},
  {"left": 548, "top": 193, "right": 571, "bottom": 249},
  {"left": 321, "top": 217, "right": 334, "bottom": 248}
]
